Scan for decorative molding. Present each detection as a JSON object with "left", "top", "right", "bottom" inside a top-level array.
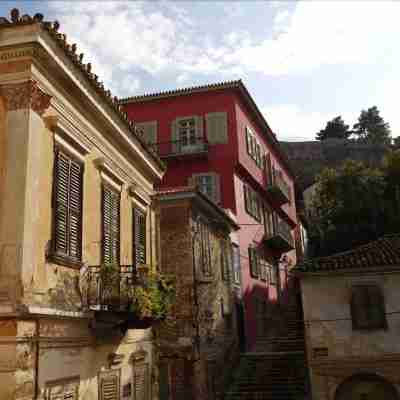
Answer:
[{"left": 0, "top": 80, "right": 51, "bottom": 115}]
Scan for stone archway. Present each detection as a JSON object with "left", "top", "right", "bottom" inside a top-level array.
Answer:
[{"left": 335, "top": 374, "right": 399, "bottom": 400}]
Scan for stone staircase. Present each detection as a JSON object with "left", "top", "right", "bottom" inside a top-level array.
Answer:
[{"left": 222, "top": 306, "right": 308, "bottom": 400}]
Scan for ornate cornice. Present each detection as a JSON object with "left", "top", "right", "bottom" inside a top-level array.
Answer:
[{"left": 0, "top": 80, "right": 51, "bottom": 116}]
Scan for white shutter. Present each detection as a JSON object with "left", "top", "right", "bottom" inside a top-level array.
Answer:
[
  {"left": 99, "top": 371, "right": 120, "bottom": 400},
  {"left": 206, "top": 112, "right": 228, "bottom": 144}
]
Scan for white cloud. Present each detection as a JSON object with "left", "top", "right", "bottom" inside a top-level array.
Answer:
[{"left": 262, "top": 104, "right": 355, "bottom": 142}]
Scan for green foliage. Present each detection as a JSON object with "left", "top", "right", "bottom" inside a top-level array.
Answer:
[
  {"left": 127, "top": 271, "right": 175, "bottom": 320},
  {"left": 308, "top": 152, "right": 400, "bottom": 256},
  {"left": 316, "top": 116, "right": 351, "bottom": 141},
  {"left": 352, "top": 106, "right": 392, "bottom": 145}
]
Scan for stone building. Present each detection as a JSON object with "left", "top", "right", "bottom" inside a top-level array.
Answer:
[
  {"left": 294, "top": 235, "right": 400, "bottom": 400},
  {"left": 0, "top": 9, "right": 167, "bottom": 400},
  {"left": 153, "top": 186, "right": 239, "bottom": 400}
]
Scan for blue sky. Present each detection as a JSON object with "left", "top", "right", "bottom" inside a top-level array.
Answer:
[{"left": 2, "top": 1, "right": 399, "bottom": 141}]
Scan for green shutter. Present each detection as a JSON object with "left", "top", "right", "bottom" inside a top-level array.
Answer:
[
  {"left": 102, "top": 185, "right": 120, "bottom": 265},
  {"left": 206, "top": 112, "right": 228, "bottom": 144},
  {"left": 133, "top": 208, "right": 146, "bottom": 267},
  {"left": 53, "top": 149, "right": 83, "bottom": 261},
  {"left": 171, "top": 119, "right": 180, "bottom": 153}
]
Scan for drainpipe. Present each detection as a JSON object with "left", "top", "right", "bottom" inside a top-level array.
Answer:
[{"left": 34, "top": 318, "right": 40, "bottom": 399}]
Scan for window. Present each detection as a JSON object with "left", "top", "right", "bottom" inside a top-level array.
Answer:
[
  {"left": 206, "top": 112, "right": 228, "bottom": 144},
  {"left": 193, "top": 173, "right": 220, "bottom": 203},
  {"left": 133, "top": 208, "right": 146, "bottom": 267},
  {"left": 220, "top": 240, "right": 230, "bottom": 281},
  {"left": 351, "top": 285, "right": 387, "bottom": 330},
  {"left": 260, "top": 259, "right": 267, "bottom": 282},
  {"left": 51, "top": 148, "right": 83, "bottom": 266},
  {"left": 46, "top": 376, "right": 80, "bottom": 400},
  {"left": 264, "top": 206, "right": 274, "bottom": 237},
  {"left": 245, "top": 126, "right": 263, "bottom": 168},
  {"left": 232, "top": 244, "right": 241, "bottom": 284},
  {"left": 134, "top": 121, "right": 157, "bottom": 145},
  {"left": 244, "top": 184, "right": 263, "bottom": 222},
  {"left": 133, "top": 362, "right": 149, "bottom": 400},
  {"left": 268, "top": 262, "right": 277, "bottom": 285},
  {"left": 248, "top": 246, "right": 260, "bottom": 279},
  {"left": 178, "top": 117, "right": 197, "bottom": 147},
  {"left": 198, "top": 219, "right": 212, "bottom": 277},
  {"left": 99, "top": 370, "right": 120, "bottom": 400},
  {"left": 102, "top": 185, "right": 120, "bottom": 265}
]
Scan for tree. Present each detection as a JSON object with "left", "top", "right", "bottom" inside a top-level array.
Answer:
[
  {"left": 316, "top": 116, "right": 351, "bottom": 141},
  {"left": 393, "top": 136, "right": 400, "bottom": 148},
  {"left": 307, "top": 152, "right": 400, "bottom": 257},
  {"left": 352, "top": 106, "right": 391, "bottom": 145}
]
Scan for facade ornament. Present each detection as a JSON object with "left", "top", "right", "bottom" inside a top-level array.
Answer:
[{"left": 0, "top": 80, "right": 51, "bottom": 116}]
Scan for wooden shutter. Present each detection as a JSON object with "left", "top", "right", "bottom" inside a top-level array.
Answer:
[
  {"left": 206, "top": 112, "right": 228, "bottom": 144},
  {"left": 47, "top": 378, "right": 79, "bottom": 400},
  {"left": 100, "top": 373, "right": 120, "bottom": 400},
  {"left": 248, "top": 247, "right": 259, "bottom": 279},
  {"left": 133, "top": 362, "right": 148, "bottom": 400},
  {"left": 133, "top": 208, "right": 146, "bottom": 267},
  {"left": 367, "top": 285, "right": 387, "bottom": 329},
  {"left": 351, "top": 286, "right": 369, "bottom": 329},
  {"left": 265, "top": 153, "right": 273, "bottom": 185},
  {"left": 159, "top": 362, "right": 170, "bottom": 400},
  {"left": 245, "top": 127, "right": 251, "bottom": 155},
  {"left": 53, "top": 149, "right": 83, "bottom": 261},
  {"left": 102, "top": 185, "right": 120, "bottom": 265},
  {"left": 171, "top": 119, "right": 180, "bottom": 153},
  {"left": 136, "top": 121, "right": 158, "bottom": 145},
  {"left": 63, "top": 381, "right": 79, "bottom": 400}
]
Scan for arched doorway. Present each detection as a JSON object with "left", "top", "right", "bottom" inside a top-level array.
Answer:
[{"left": 335, "top": 374, "right": 399, "bottom": 400}]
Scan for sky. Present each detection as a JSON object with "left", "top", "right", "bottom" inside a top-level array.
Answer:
[{"left": 2, "top": 1, "right": 399, "bottom": 142}]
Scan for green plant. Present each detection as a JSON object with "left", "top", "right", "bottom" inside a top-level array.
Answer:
[{"left": 127, "top": 271, "right": 175, "bottom": 320}]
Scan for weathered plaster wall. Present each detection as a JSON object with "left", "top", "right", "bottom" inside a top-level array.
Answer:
[{"left": 301, "top": 272, "right": 400, "bottom": 400}]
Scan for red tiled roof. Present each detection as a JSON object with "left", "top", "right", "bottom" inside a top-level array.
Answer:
[
  {"left": 0, "top": 8, "right": 164, "bottom": 170},
  {"left": 294, "top": 234, "right": 400, "bottom": 273}
]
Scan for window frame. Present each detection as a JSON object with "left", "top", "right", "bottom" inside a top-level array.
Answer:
[
  {"left": 245, "top": 126, "right": 264, "bottom": 168},
  {"left": 243, "top": 183, "right": 263, "bottom": 222},
  {"left": 133, "top": 207, "right": 147, "bottom": 268},
  {"left": 231, "top": 244, "right": 241, "bottom": 285},
  {"left": 45, "top": 375, "right": 80, "bottom": 400},
  {"left": 48, "top": 146, "right": 84, "bottom": 269},
  {"left": 350, "top": 284, "right": 387, "bottom": 331}
]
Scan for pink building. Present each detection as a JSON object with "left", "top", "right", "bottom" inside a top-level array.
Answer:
[{"left": 121, "top": 80, "right": 297, "bottom": 350}]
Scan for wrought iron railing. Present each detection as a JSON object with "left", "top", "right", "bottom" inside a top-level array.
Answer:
[
  {"left": 149, "top": 137, "right": 208, "bottom": 158},
  {"left": 84, "top": 264, "right": 148, "bottom": 311}
]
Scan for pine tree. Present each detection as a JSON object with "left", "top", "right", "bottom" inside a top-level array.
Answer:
[
  {"left": 316, "top": 116, "right": 350, "bottom": 141},
  {"left": 353, "top": 106, "right": 391, "bottom": 145}
]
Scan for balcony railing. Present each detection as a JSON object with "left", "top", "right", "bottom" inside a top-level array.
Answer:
[
  {"left": 266, "top": 169, "right": 291, "bottom": 206},
  {"left": 264, "top": 215, "right": 294, "bottom": 254},
  {"left": 149, "top": 138, "right": 208, "bottom": 159},
  {"left": 85, "top": 265, "right": 147, "bottom": 311}
]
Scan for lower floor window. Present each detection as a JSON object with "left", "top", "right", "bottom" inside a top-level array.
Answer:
[
  {"left": 99, "top": 370, "right": 120, "bottom": 400},
  {"left": 45, "top": 376, "right": 80, "bottom": 400}
]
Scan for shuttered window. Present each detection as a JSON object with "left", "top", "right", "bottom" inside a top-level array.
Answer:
[
  {"left": 248, "top": 246, "right": 260, "bottom": 279},
  {"left": 133, "top": 362, "right": 148, "bottom": 400},
  {"left": 232, "top": 244, "right": 241, "bottom": 284},
  {"left": 52, "top": 148, "right": 83, "bottom": 264},
  {"left": 99, "top": 371, "right": 120, "bottom": 400},
  {"left": 102, "top": 185, "right": 120, "bottom": 265},
  {"left": 206, "top": 112, "right": 228, "bottom": 144},
  {"left": 46, "top": 377, "right": 80, "bottom": 400},
  {"left": 199, "top": 219, "right": 212, "bottom": 277},
  {"left": 245, "top": 126, "right": 263, "bottom": 168},
  {"left": 351, "top": 285, "right": 387, "bottom": 330},
  {"left": 243, "top": 183, "right": 262, "bottom": 222},
  {"left": 220, "top": 240, "right": 230, "bottom": 281},
  {"left": 193, "top": 173, "right": 221, "bottom": 204},
  {"left": 133, "top": 208, "right": 146, "bottom": 267}
]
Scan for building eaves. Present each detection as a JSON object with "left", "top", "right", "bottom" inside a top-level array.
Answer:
[
  {"left": 294, "top": 234, "right": 400, "bottom": 274},
  {"left": 120, "top": 79, "right": 295, "bottom": 180},
  {"left": 0, "top": 8, "right": 165, "bottom": 172},
  {"left": 153, "top": 186, "right": 240, "bottom": 231}
]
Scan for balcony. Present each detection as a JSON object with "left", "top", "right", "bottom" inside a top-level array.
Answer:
[
  {"left": 84, "top": 264, "right": 175, "bottom": 329},
  {"left": 264, "top": 216, "right": 294, "bottom": 254},
  {"left": 266, "top": 169, "right": 291, "bottom": 206},
  {"left": 150, "top": 137, "right": 208, "bottom": 160}
]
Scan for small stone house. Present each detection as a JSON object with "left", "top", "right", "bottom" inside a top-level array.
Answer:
[
  {"left": 153, "top": 186, "right": 240, "bottom": 400},
  {"left": 294, "top": 235, "right": 400, "bottom": 400},
  {"left": 0, "top": 9, "right": 166, "bottom": 400}
]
